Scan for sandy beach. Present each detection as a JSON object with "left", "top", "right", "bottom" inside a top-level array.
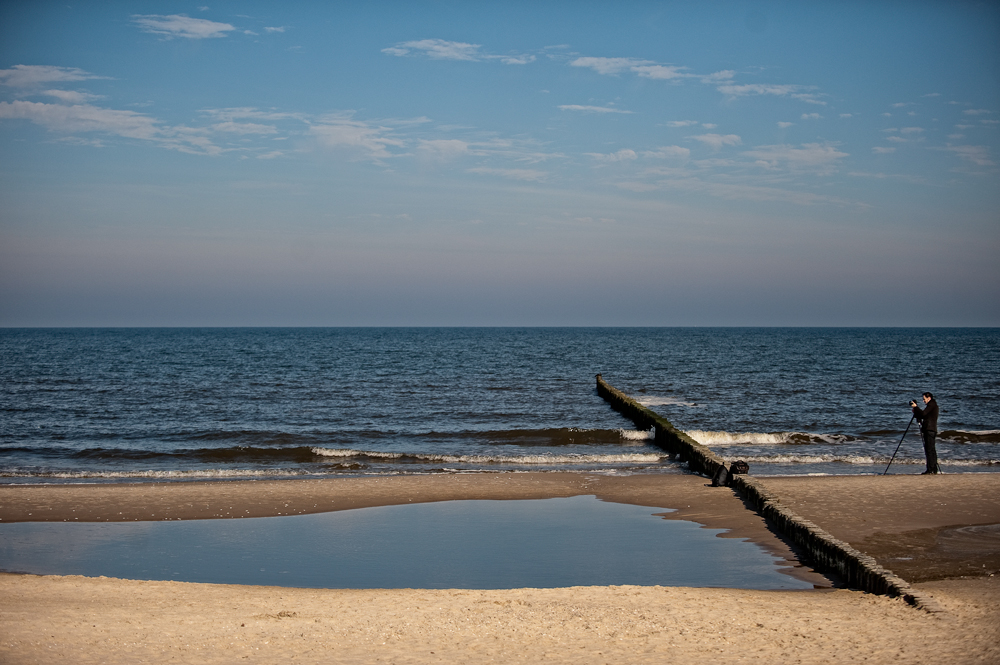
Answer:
[{"left": 2, "top": 472, "right": 998, "bottom": 664}]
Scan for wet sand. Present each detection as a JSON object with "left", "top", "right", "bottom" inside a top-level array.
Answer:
[
  {"left": 1, "top": 472, "right": 998, "bottom": 664},
  {"left": 762, "top": 474, "right": 1000, "bottom": 582}
]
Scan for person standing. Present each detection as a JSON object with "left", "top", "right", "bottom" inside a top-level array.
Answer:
[{"left": 910, "top": 392, "right": 939, "bottom": 474}]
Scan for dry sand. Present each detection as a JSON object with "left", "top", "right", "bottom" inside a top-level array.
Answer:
[{"left": 1, "top": 472, "right": 998, "bottom": 664}]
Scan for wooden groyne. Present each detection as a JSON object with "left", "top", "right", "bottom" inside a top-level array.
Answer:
[
  {"left": 595, "top": 374, "right": 941, "bottom": 612},
  {"left": 595, "top": 373, "right": 726, "bottom": 477},
  {"left": 731, "top": 475, "right": 941, "bottom": 611}
]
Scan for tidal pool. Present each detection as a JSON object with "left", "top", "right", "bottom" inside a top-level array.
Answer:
[{"left": 0, "top": 495, "right": 812, "bottom": 590}]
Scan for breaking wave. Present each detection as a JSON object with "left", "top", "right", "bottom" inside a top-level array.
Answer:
[
  {"left": 636, "top": 396, "right": 699, "bottom": 408},
  {"left": 311, "top": 448, "right": 668, "bottom": 465},
  {"left": 720, "top": 454, "right": 999, "bottom": 466},
  {"left": 939, "top": 430, "right": 1000, "bottom": 444},
  {"left": 685, "top": 431, "right": 855, "bottom": 446},
  {"left": 0, "top": 468, "right": 325, "bottom": 480}
]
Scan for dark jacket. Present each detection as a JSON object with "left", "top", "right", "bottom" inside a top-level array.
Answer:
[{"left": 913, "top": 398, "right": 939, "bottom": 433}]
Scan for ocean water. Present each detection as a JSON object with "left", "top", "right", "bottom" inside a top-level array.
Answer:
[{"left": 1, "top": 327, "right": 997, "bottom": 482}]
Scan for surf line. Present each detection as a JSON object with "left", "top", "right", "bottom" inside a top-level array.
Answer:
[{"left": 593, "top": 374, "right": 941, "bottom": 613}]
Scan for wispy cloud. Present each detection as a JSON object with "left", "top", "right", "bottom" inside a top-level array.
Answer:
[
  {"left": 211, "top": 121, "right": 277, "bottom": 134},
  {"left": 41, "top": 89, "right": 103, "bottom": 103},
  {"left": 569, "top": 57, "right": 686, "bottom": 79},
  {"left": 383, "top": 39, "right": 480, "bottom": 61},
  {"left": 132, "top": 14, "right": 236, "bottom": 39},
  {"left": 643, "top": 145, "right": 690, "bottom": 159},
  {"left": 417, "top": 139, "right": 470, "bottom": 160},
  {"left": 382, "top": 39, "right": 534, "bottom": 64},
  {"left": 646, "top": 177, "right": 858, "bottom": 207},
  {"left": 467, "top": 167, "right": 547, "bottom": 181},
  {"left": 0, "top": 100, "right": 159, "bottom": 138},
  {"left": 742, "top": 143, "right": 848, "bottom": 174},
  {"left": 943, "top": 144, "right": 995, "bottom": 166},
  {"left": 689, "top": 133, "right": 742, "bottom": 150},
  {"left": 666, "top": 120, "right": 698, "bottom": 127},
  {"left": 497, "top": 55, "right": 535, "bottom": 65},
  {"left": 631, "top": 64, "right": 687, "bottom": 80},
  {"left": 872, "top": 146, "right": 896, "bottom": 154},
  {"left": 717, "top": 83, "right": 825, "bottom": 105},
  {"left": 700, "top": 70, "right": 735, "bottom": 83},
  {"left": 310, "top": 115, "right": 405, "bottom": 161},
  {"left": 586, "top": 149, "right": 638, "bottom": 162},
  {"left": 0, "top": 65, "right": 107, "bottom": 88},
  {"left": 0, "top": 100, "right": 223, "bottom": 155},
  {"left": 202, "top": 107, "right": 308, "bottom": 123},
  {"left": 557, "top": 105, "right": 632, "bottom": 114},
  {"left": 569, "top": 57, "right": 647, "bottom": 75}
]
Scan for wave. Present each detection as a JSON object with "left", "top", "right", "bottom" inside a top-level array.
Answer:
[
  {"left": 636, "top": 396, "right": 699, "bottom": 408},
  {"left": 57, "top": 446, "right": 328, "bottom": 464},
  {"left": 685, "top": 431, "right": 855, "bottom": 446},
  {"left": 939, "top": 430, "right": 1000, "bottom": 444},
  {"left": 0, "top": 468, "right": 327, "bottom": 480},
  {"left": 720, "top": 454, "right": 999, "bottom": 466},
  {"left": 311, "top": 448, "right": 667, "bottom": 466},
  {"left": 618, "top": 429, "right": 655, "bottom": 442},
  {"left": 156, "top": 427, "right": 643, "bottom": 447}
]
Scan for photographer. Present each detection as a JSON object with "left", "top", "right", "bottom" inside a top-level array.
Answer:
[{"left": 910, "top": 392, "right": 940, "bottom": 474}]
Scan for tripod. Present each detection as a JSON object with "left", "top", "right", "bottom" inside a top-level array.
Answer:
[{"left": 883, "top": 415, "right": 915, "bottom": 475}]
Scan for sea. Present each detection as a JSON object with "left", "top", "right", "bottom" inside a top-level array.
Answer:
[{"left": 1, "top": 327, "right": 998, "bottom": 483}]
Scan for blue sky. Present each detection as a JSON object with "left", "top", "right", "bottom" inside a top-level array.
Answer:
[{"left": 1, "top": 1, "right": 998, "bottom": 326}]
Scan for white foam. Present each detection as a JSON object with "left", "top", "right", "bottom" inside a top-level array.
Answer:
[
  {"left": 311, "top": 447, "right": 667, "bottom": 465},
  {"left": 685, "top": 430, "right": 850, "bottom": 446},
  {"left": 636, "top": 396, "right": 699, "bottom": 408},
  {"left": 0, "top": 468, "right": 315, "bottom": 480},
  {"left": 618, "top": 429, "right": 655, "bottom": 441},
  {"left": 721, "top": 454, "right": 999, "bottom": 466},
  {"left": 724, "top": 454, "right": 900, "bottom": 465},
  {"left": 686, "top": 431, "right": 789, "bottom": 445}
]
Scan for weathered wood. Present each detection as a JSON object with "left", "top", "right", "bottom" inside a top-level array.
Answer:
[{"left": 595, "top": 373, "right": 726, "bottom": 477}]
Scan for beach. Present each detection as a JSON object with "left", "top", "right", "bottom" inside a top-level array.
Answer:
[{"left": 2, "top": 473, "right": 998, "bottom": 664}]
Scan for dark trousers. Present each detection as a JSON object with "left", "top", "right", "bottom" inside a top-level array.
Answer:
[{"left": 921, "top": 430, "right": 939, "bottom": 473}]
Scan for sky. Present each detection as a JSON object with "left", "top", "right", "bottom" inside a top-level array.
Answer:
[{"left": 1, "top": 1, "right": 998, "bottom": 327}]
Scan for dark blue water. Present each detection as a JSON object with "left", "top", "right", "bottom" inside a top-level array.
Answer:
[
  {"left": 0, "top": 495, "right": 814, "bottom": 590},
  {"left": 1, "top": 328, "right": 998, "bottom": 480}
]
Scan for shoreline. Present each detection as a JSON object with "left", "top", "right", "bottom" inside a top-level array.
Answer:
[{"left": 2, "top": 472, "right": 999, "bottom": 663}]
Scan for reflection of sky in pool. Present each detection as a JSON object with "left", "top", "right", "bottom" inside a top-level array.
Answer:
[{"left": 0, "top": 496, "right": 812, "bottom": 590}]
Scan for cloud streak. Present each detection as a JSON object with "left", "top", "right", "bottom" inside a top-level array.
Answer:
[
  {"left": 0, "top": 65, "right": 108, "bottom": 88},
  {"left": 743, "top": 143, "right": 848, "bottom": 173},
  {"left": 310, "top": 115, "right": 405, "bottom": 161},
  {"left": 557, "top": 105, "right": 632, "bottom": 114},
  {"left": 0, "top": 100, "right": 224, "bottom": 154},
  {"left": 690, "top": 133, "right": 742, "bottom": 150},
  {"left": 132, "top": 14, "right": 236, "bottom": 39},
  {"left": 568, "top": 57, "right": 687, "bottom": 80},
  {"left": 382, "top": 39, "right": 534, "bottom": 64}
]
